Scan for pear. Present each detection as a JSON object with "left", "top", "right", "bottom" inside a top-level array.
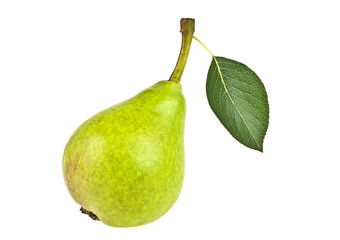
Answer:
[
  {"left": 63, "top": 81, "right": 185, "bottom": 227},
  {"left": 62, "top": 18, "right": 195, "bottom": 227}
]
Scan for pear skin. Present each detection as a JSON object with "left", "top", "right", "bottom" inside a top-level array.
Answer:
[{"left": 63, "top": 80, "right": 185, "bottom": 227}]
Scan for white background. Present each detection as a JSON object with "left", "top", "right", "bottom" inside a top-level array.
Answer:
[{"left": 1, "top": 0, "right": 339, "bottom": 239}]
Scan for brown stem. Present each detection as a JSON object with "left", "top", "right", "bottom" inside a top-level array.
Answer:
[{"left": 80, "top": 207, "right": 100, "bottom": 221}]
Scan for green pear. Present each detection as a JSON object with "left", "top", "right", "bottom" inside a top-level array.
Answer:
[
  {"left": 63, "top": 81, "right": 185, "bottom": 227},
  {"left": 62, "top": 18, "right": 195, "bottom": 227}
]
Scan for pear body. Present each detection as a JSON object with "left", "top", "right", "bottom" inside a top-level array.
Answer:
[{"left": 62, "top": 81, "right": 185, "bottom": 227}]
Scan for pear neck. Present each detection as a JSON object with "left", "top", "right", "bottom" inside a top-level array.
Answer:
[{"left": 169, "top": 18, "right": 195, "bottom": 83}]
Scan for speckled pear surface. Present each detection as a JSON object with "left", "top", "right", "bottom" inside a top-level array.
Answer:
[{"left": 63, "top": 80, "right": 185, "bottom": 227}]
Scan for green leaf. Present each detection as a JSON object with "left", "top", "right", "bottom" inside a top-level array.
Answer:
[{"left": 206, "top": 57, "right": 269, "bottom": 152}]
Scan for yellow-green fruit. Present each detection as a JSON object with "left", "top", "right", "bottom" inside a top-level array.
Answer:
[{"left": 62, "top": 80, "right": 185, "bottom": 227}]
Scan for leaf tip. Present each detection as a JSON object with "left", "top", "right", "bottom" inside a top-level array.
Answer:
[
  {"left": 257, "top": 144, "right": 264, "bottom": 153},
  {"left": 252, "top": 145, "right": 263, "bottom": 153}
]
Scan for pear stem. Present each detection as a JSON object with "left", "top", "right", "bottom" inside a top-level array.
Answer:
[{"left": 169, "top": 18, "right": 195, "bottom": 83}]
